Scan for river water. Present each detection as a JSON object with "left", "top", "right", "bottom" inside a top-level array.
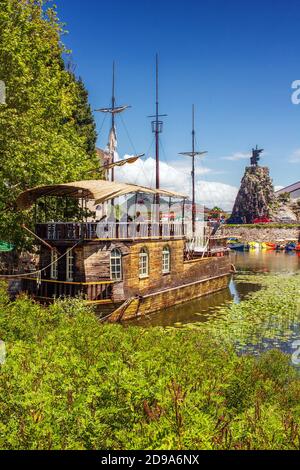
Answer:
[{"left": 132, "top": 251, "right": 300, "bottom": 328}]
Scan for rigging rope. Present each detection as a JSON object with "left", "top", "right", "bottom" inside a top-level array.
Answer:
[
  {"left": 98, "top": 113, "right": 108, "bottom": 137},
  {"left": 117, "top": 113, "right": 154, "bottom": 187},
  {"left": 0, "top": 238, "right": 83, "bottom": 280},
  {"left": 144, "top": 135, "right": 155, "bottom": 188},
  {"left": 119, "top": 114, "right": 138, "bottom": 155},
  {"left": 159, "top": 137, "right": 192, "bottom": 193}
]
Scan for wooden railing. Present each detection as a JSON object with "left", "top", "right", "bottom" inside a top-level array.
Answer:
[
  {"left": 36, "top": 222, "right": 187, "bottom": 241},
  {"left": 22, "top": 277, "right": 114, "bottom": 303}
]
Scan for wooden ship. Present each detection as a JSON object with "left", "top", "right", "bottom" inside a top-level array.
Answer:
[{"left": 16, "top": 59, "right": 231, "bottom": 321}]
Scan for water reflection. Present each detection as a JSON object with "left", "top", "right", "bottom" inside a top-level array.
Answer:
[
  {"left": 131, "top": 251, "right": 300, "bottom": 328},
  {"left": 132, "top": 278, "right": 260, "bottom": 327},
  {"left": 230, "top": 250, "right": 300, "bottom": 274},
  {"left": 229, "top": 277, "right": 241, "bottom": 303}
]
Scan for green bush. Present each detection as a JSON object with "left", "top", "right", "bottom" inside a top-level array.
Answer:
[{"left": 1, "top": 281, "right": 300, "bottom": 450}]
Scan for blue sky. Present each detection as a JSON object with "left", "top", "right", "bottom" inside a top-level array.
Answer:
[{"left": 56, "top": 0, "right": 300, "bottom": 208}]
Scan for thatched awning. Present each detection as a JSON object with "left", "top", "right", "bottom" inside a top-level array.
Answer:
[{"left": 16, "top": 180, "right": 187, "bottom": 210}]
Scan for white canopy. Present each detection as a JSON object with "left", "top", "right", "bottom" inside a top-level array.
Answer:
[{"left": 16, "top": 179, "right": 187, "bottom": 210}]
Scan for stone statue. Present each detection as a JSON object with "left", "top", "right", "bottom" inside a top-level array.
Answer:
[{"left": 250, "top": 145, "right": 264, "bottom": 166}]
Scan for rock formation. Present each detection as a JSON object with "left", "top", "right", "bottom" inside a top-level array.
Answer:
[{"left": 231, "top": 166, "right": 275, "bottom": 223}]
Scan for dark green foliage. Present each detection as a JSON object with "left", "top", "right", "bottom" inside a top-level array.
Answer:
[
  {"left": 0, "top": 0, "right": 99, "bottom": 249},
  {"left": 277, "top": 192, "right": 291, "bottom": 205},
  {"left": 72, "top": 76, "right": 97, "bottom": 157},
  {"left": 1, "top": 281, "right": 300, "bottom": 450}
]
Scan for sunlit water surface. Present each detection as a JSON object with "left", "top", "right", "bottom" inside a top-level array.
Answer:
[{"left": 131, "top": 251, "right": 300, "bottom": 358}]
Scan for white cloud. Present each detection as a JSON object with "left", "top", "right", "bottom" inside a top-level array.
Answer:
[
  {"left": 274, "top": 185, "right": 284, "bottom": 192},
  {"left": 115, "top": 156, "right": 238, "bottom": 211},
  {"left": 170, "top": 160, "right": 212, "bottom": 177},
  {"left": 221, "top": 152, "right": 250, "bottom": 161},
  {"left": 195, "top": 181, "right": 238, "bottom": 210},
  {"left": 289, "top": 149, "right": 300, "bottom": 163}
]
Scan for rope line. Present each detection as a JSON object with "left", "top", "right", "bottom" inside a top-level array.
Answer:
[
  {"left": 0, "top": 238, "right": 83, "bottom": 280},
  {"left": 143, "top": 136, "right": 155, "bottom": 187},
  {"left": 98, "top": 113, "right": 108, "bottom": 137},
  {"left": 113, "top": 115, "right": 153, "bottom": 187},
  {"left": 119, "top": 114, "right": 137, "bottom": 155}
]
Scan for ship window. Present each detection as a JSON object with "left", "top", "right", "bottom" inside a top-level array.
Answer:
[
  {"left": 139, "top": 248, "right": 149, "bottom": 279},
  {"left": 50, "top": 250, "right": 58, "bottom": 280},
  {"left": 162, "top": 246, "right": 171, "bottom": 274},
  {"left": 110, "top": 248, "right": 122, "bottom": 281},
  {"left": 66, "top": 249, "right": 74, "bottom": 282}
]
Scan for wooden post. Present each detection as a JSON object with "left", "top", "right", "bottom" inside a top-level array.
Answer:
[{"left": 182, "top": 199, "right": 185, "bottom": 236}]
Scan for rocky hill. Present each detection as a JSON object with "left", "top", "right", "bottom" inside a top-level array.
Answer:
[{"left": 231, "top": 166, "right": 275, "bottom": 223}]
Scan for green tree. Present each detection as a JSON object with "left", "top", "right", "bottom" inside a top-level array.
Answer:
[
  {"left": 72, "top": 76, "right": 97, "bottom": 157},
  {"left": 209, "top": 206, "right": 223, "bottom": 219},
  {"left": 0, "top": 0, "right": 99, "bottom": 249},
  {"left": 277, "top": 192, "right": 291, "bottom": 205}
]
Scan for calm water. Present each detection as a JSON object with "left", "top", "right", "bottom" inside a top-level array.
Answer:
[
  {"left": 230, "top": 250, "right": 300, "bottom": 274},
  {"left": 131, "top": 251, "right": 300, "bottom": 328}
]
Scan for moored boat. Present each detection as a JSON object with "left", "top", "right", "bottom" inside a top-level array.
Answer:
[
  {"left": 226, "top": 237, "right": 239, "bottom": 245},
  {"left": 285, "top": 242, "right": 296, "bottom": 251},
  {"left": 14, "top": 60, "right": 232, "bottom": 322},
  {"left": 16, "top": 180, "right": 231, "bottom": 320},
  {"left": 275, "top": 240, "right": 285, "bottom": 250},
  {"left": 248, "top": 241, "right": 260, "bottom": 250},
  {"left": 261, "top": 242, "right": 276, "bottom": 250},
  {"left": 265, "top": 242, "right": 277, "bottom": 250},
  {"left": 229, "top": 243, "right": 246, "bottom": 251}
]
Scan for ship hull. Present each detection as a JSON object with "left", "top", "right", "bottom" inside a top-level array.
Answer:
[
  {"left": 22, "top": 237, "right": 232, "bottom": 322},
  {"left": 106, "top": 271, "right": 231, "bottom": 322}
]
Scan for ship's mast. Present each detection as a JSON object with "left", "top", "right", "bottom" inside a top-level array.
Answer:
[
  {"left": 148, "top": 54, "right": 167, "bottom": 190},
  {"left": 192, "top": 105, "right": 195, "bottom": 228},
  {"left": 111, "top": 62, "right": 116, "bottom": 181},
  {"left": 155, "top": 55, "right": 159, "bottom": 189},
  {"left": 95, "top": 62, "right": 130, "bottom": 182},
  {"left": 179, "top": 105, "right": 207, "bottom": 235}
]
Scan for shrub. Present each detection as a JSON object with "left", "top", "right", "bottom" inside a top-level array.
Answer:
[{"left": 1, "top": 282, "right": 300, "bottom": 449}]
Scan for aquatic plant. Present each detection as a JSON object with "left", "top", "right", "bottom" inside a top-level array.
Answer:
[{"left": 189, "top": 275, "right": 300, "bottom": 356}]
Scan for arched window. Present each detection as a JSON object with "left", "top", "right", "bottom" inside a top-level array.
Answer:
[
  {"left": 139, "top": 248, "right": 149, "bottom": 279},
  {"left": 162, "top": 246, "right": 171, "bottom": 274},
  {"left": 110, "top": 248, "right": 122, "bottom": 281}
]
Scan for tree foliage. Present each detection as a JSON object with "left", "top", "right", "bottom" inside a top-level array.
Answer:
[
  {"left": 0, "top": 0, "right": 98, "bottom": 248},
  {"left": 72, "top": 76, "right": 97, "bottom": 157},
  {"left": 277, "top": 192, "right": 291, "bottom": 205}
]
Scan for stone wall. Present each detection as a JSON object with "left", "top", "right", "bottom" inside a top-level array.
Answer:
[
  {"left": 122, "top": 239, "right": 184, "bottom": 298},
  {"left": 39, "top": 239, "right": 232, "bottom": 305},
  {"left": 121, "top": 239, "right": 231, "bottom": 300},
  {"left": 221, "top": 226, "right": 300, "bottom": 243},
  {"left": 139, "top": 274, "right": 230, "bottom": 316},
  {"left": 81, "top": 239, "right": 231, "bottom": 302}
]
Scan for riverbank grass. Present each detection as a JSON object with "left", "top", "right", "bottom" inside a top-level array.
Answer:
[{"left": 0, "top": 276, "right": 300, "bottom": 449}]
